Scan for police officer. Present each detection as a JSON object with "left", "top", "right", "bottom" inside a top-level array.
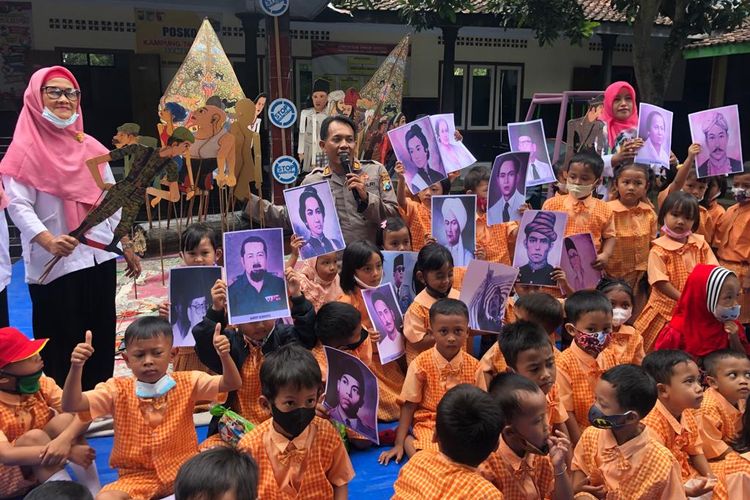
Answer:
[{"left": 247, "top": 115, "right": 399, "bottom": 245}]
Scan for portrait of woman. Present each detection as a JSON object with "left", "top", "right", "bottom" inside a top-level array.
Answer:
[
  {"left": 636, "top": 105, "right": 672, "bottom": 169},
  {"left": 404, "top": 122, "right": 446, "bottom": 193},
  {"left": 432, "top": 115, "right": 476, "bottom": 173},
  {"left": 284, "top": 181, "right": 345, "bottom": 260}
]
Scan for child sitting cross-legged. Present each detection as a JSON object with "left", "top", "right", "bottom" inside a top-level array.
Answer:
[
  {"left": 642, "top": 350, "right": 717, "bottom": 497},
  {"left": 62, "top": 317, "right": 242, "bottom": 500},
  {"left": 379, "top": 298, "right": 480, "bottom": 465},
  {"left": 237, "top": 343, "right": 354, "bottom": 499},
  {"left": 392, "top": 384, "right": 504, "bottom": 499},
  {"left": 479, "top": 372, "right": 573, "bottom": 499},
  {"left": 571, "top": 364, "right": 686, "bottom": 499}
]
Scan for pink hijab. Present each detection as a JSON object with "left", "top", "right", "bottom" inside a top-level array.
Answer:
[
  {"left": 296, "top": 257, "right": 342, "bottom": 312},
  {"left": 600, "top": 81, "right": 639, "bottom": 149},
  {"left": 0, "top": 66, "right": 108, "bottom": 231}
]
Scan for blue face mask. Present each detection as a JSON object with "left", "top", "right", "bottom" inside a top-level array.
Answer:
[
  {"left": 714, "top": 304, "right": 741, "bottom": 322},
  {"left": 41, "top": 107, "right": 79, "bottom": 129},
  {"left": 135, "top": 374, "right": 176, "bottom": 398}
]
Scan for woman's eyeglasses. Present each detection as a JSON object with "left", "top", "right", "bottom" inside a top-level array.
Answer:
[{"left": 41, "top": 86, "right": 81, "bottom": 101}]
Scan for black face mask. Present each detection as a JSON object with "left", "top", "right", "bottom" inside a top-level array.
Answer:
[
  {"left": 271, "top": 404, "right": 316, "bottom": 439},
  {"left": 425, "top": 283, "right": 450, "bottom": 299}
]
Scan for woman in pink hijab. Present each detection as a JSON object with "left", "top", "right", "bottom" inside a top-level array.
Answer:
[
  {"left": 0, "top": 66, "right": 139, "bottom": 389},
  {"left": 599, "top": 81, "right": 644, "bottom": 181}
]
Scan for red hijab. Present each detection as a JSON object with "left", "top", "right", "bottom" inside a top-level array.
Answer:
[
  {"left": 600, "top": 81, "right": 639, "bottom": 149},
  {"left": 0, "top": 66, "right": 108, "bottom": 231},
  {"left": 655, "top": 264, "right": 744, "bottom": 357}
]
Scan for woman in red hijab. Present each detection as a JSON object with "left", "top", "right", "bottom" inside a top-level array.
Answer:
[
  {"left": 654, "top": 264, "right": 749, "bottom": 359},
  {"left": 0, "top": 66, "right": 140, "bottom": 389}
]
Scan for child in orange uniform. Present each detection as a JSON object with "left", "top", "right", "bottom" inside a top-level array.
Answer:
[
  {"left": 0, "top": 328, "right": 98, "bottom": 498},
  {"left": 712, "top": 394, "right": 750, "bottom": 499},
  {"left": 541, "top": 152, "right": 616, "bottom": 271},
  {"left": 377, "top": 216, "right": 413, "bottom": 252},
  {"left": 605, "top": 163, "right": 657, "bottom": 305},
  {"left": 403, "top": 244, "right": 461, "bottom": 364},
  {"left": 635, "top": 191, "right": 718, "bottom": 352},
  {"left": 194, "top": 271, "right": 317, "bottom": 447},
  {"left": 480, "top": 371, "right": 573, "bottom": 499},
  {"left": 395, "top": 161, "right": 451, "bottom": 252},
  {"left": 714, "top": 165, "right": 750, "bottom": 325},
  {"left": 338, "top": 240, "right": 404, "bottom": 423},
  {"left": 556, "top": 290, "right": 618, "bottom": 439},
  {"left": 642, "top": 350, "right": 717, "bottom": 497},
  {"left": 699, "top": 349, "right": 750, "bottom": 462},
  {"left": 598, "top": 278, "right": 645, "bottom": 365},
  {"left": 379, "top": 298, "right": 479, "bottom": 464},
  {"left": 62, "top": 317, "right": 242, "bottom": 500},
  {"left": 392, "top": 384, "right": 503, "bottom": 499},
  {"left": 237, "top": 343, "right": 354, "bottom": 499},
  {"left": 571, "top": 364, "right": 685, "bottom": 499},
  {"left": 465, "top": 165, "right": 516, "bottom": 266}
]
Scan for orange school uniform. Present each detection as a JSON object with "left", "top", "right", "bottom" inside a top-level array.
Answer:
[
  {"left": 605, "top": 324, "right": 645, "bottom": 365},
  {"left": 556, "top": 342, "right": 618, "bottom": 430},
  {"left": 401, "top": 198, "right": 432, "bottom": 252},
  {"left": 399, "top": 348, "right": 479, "bottom": 452},
  {"left": 656, "top": 190, "right": 716, "bottom": 244},
  {"left": 339, "top": 292, "right": 405, "bottom": 421},
  {"left": 699, "top": 387, "right": 745, "bottom": 460},
  {"left": 605, "top": 200, "right": 657, "bottom": 291},
  {"left": 237, "top": 417, "right": 354, "bottom": 499},
  {"left": 403, "top": 288, "right": 461, "bottom": 365},
  {"left": 712, "top": 451, "right": 750, "bottom": 500},
  {"left": 478, "top": 435, "right": 554, "bottom": 499},
  {"left": 642, "top": 400, "right": 704, "bottom": 481},
  {"left": 0, "top": 376, "right": 62, "bottom": 498},
  {"left": 86, "top": 371, "right": 223, "bottom": 499},
  {"left": 714, "top": 202, "right": 750, "bottom": 323},
  {"left": 393, "top": 449, "right": 504, "bottom": 500},
  {"left": 541, "top": 193, "right": 616, "bottom": 252},
  {"left": 635, "top": 234, "right": 718, "bottom": 352},
  {"left": 571, "top": 425, "right": 686, "bottom": 499},
  {"left": 476, "top": 213, "right": 514, "bottom": 265}
]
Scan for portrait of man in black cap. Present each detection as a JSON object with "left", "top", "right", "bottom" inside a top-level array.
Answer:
[
  {"left": 324, "top": 350, "right": 378, "bottom": 443},
  {"left": 298, "top": 78, "right": 331, "bottom": 172},
  {"left": 516, "top": 211, "right": 559, "bottom": 286}
]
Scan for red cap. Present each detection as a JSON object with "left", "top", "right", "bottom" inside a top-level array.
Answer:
[{"left": 0, "top": 328, "right": 48, "bottom": 368}]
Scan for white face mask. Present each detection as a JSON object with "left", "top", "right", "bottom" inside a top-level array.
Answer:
[
  {"left": 41, "top": 107, "right": 79, "bottom": 129},
  {"left": 612, "top": 307, "right": 632, "bottom": 327},
  {"left": 354, "top": 275, "right": 378, "bottom": 289},
  {"left": 135, "top": 374, "right": 176, "bottom": 398}
]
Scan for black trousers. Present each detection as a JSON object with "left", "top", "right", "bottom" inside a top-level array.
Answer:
[
  {"left": 28, "top": 259, "right": 116, "bottom": 390},
  {"left": 0, "top": 287, "right": 8, "bottom": 328}
]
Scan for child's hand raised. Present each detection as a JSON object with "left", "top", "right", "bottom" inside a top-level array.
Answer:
[
  {"left": 213, "top": 322, "right": 230, "bottom": 357},
  {"left": 394, "top": 162, "right": 406, "bottom": 179},
  {"left": 211, "top": 279, "right": 227, "bottom": 312},
  {"left": 290, "top": 234, "right": 305, "bottom": 257},
  {"left": 158, "top": 301, "right": 170, "bottom": 318},
  {"left": 70, "top": 331, "right": 94, "bottom": 367},
  {"left": 285, "top": 268, "right": 302, "bottom": 298},
  {"left": 687, "top": 143, "right": 701, "bottom": 159},
  {"left": 474, "top": 245, "right": 486, "bottom": 261},
  {"left": 424, "top": 234, "right": 437, "bottom": 246}
]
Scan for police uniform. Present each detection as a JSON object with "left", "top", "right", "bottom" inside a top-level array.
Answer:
[{"left": 247, "top": 159, "right": 399, "bottom": 245}]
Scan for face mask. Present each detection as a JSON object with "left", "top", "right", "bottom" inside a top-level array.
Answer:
[
  {"left": 567, "top": 183, "right": 595, "bottom": 199},
  {"left": 0, "top": 369, "right": 43, "bottom": 395},
  {"left": 271, "top": 404, "right": 316, "bottom": 439},
  {"left": 660, "top": 224, "right": 692, "bottom": 241},
  {"left": 574, "top": 329, "right": 610, "bottom": 356},
  {"left": 611, "top": 307, "right": 632, "bottom": 327},
  {"left": 354, "top": 275, "right": 378, "bottom": 289},
  {"left": 714, "top": 304, "right": 741, "bottom": 322},
  {"left": 733, "top": 187, "right": 750, "bottom": 203},
  {"left": 425, "top": 282, "right": 450, "bottom": 299},
  {"left": 520, "top": 435, "right": 549, "bottom": 456},
  {"left": 588, "top": 405, "right": 633, "bottom": 429},
  {"left": 555, "top": 182, "right": 567, "bottom": 192},
  {"left": 41, "top": 107, "right": 79, "bottom": 129},
  {"left": 477, "top": 196, "right": 488, "bottom": 213},
  {"left": 135, "top": 374, "right": 176, "bottom": 398}
]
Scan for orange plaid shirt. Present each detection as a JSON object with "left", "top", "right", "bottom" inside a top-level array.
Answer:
[
  {"left": 85, "top": 371, "right": 223, "bottom": 493},
  {"left": 476, "top": 213, "right": 514, "bottom": 265},
  {"left": 605, "top": 200, "right": 657, "bottom": 282},
  {"left": 635, "top": 234, "right": 718, "bottom": 351},
  {"left": 712, "top": 450, "right": 750, "bottom": 500},
  {"left": 556, "top": 342, "right": 618, "bottom": 430},
  {"left": 403, "top": 288, "right": 461, "bottom": 365},
  {"left": 340, "top": 291, "right": 404, "bottom": 421},
  {"left": 401, "top": 198, "right": 432, "bottom": 252},
  {"left": 393, "top": 449, "right": 504, "bottom": 499},
  {"left": 479, "top": 435, "right": 554, "bottom": 499},
  {"left": 699, "top": 387, "right": 746, "bottom": 460},
  {"left": 604, "top": 324, "right": 645, "bottom": 365},
  {"left": 541, "top": 193, "right": 616, "bottom": 252},
  {"left": 0, "top": 376, "right": 62, "bottom": 498},
  {"left": 400, "top": 348, "right": 479, "bottom": 451},
  {"left": 642, "top": 400, "right": 704, "bottom": 481},
  {"left": 236, "top": 345, "right": 268, "bottom": 425},
  {"left": 571, "top": 425, "right": 685, "bottom": 499},
  {"left": 237, "top": 417, "right": 354, "bottom": 499},
  {"left": 714, "top": 203, "right": 750, "bottom": 323}
]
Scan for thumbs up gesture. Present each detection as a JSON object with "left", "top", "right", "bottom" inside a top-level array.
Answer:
[
  {"left": 71, "top": 330, "right": 94, "bottom": 367},
  {"left": 213, "top": 322, "right": 230, "bottom": 357}
]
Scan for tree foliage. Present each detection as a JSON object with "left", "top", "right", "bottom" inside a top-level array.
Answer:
[{"left": 488, "top": 0, "right": 598, "bottom": 46}]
